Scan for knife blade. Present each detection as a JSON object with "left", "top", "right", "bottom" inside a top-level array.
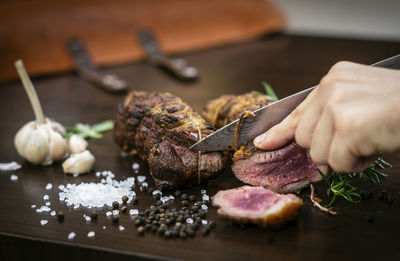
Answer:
[{"left": 190, "top": 54, "right": 400, "bottom": 151}]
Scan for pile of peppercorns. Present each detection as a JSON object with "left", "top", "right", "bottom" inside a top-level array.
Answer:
[{"left": 132, "top": 190, "right": 216, "bottom": 239}]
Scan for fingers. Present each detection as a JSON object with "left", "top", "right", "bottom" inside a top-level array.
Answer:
[
  {"left": 253, "top": 114, "right": 298, "bottom": 150},
  {"left": 309, "top": 107, "right": 334, "bottom": 164},
  {"left": 254, "top": 88, "right": 319, "bottom": 150},
  {"left": 328, "top": 134, "right": 375, "bottom": 173}
]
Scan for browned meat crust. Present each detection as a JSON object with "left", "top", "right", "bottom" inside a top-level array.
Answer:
[
  {"left": 114, "top": 91, "right": 228, "bottom": 190},
  {"left": 202, "top": 93, "right": 274, "bottom": 128}
]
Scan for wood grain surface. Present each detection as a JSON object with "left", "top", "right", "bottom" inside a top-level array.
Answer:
[{"left": 0, "top": 34, "right": 400, "bottom": 261}]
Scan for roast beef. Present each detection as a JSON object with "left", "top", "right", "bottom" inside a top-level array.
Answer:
[
  {"left": 212, "top": 186, "right": 303, "bottom": 227},
  {"left": 114, "top": 91, "right": 228, "bottom": 190},
  {"left": 203, "top": 93, "right": 324, "bottom": 193}
]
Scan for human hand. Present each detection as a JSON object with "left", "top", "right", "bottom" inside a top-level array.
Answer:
[{"left": 254, "top": 61, "right": 400, "bottom": 172}]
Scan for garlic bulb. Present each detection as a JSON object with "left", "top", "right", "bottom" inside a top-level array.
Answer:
[
  {"left": 68, "top": 134, "right": 88, "bottom": 154},
  {"left": 62, "top": 150, "right": 95, "bottom": 175},
  {"left": 15, "top": 118, "right": 69, "bottom": 165},
  {"left": 13, "top": 60, "right": 69, "bottom": 165}
]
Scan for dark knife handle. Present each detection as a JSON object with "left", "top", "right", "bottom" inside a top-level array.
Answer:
[
  {"left": 66, "top": 38, "right": 128, "bottom": 94},
  {"left": 138, "top": 30, "right": 199, "bottom": 81}
]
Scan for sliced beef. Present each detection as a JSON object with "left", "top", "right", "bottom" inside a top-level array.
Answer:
[
  {"left": 114, "top": 91, "right": 228, "bottom": 190},
  {"left": 212, "top": 186, "right": 303, "bottom": 227},
  {"left": 203, "top": 92, "right": 324, "bottom": 193}
]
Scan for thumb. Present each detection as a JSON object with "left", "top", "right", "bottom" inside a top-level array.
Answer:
[{"left": 253, "top": 113, "right": 298, "bottom": 150}]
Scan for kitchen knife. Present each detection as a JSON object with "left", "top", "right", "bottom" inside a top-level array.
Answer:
[{"left": 190, "top": 54, "right": 400, "bottom": 151}]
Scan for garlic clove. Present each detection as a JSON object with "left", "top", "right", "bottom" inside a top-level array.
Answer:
[
  {"left": 49, "top": 130, "right": 68, "bottom": 162},
  {"left": 68, "top": 134, "right": 88, "bottom": 154},
  {"left": 62, "top": 150, "right": 95, "bottom": 175},
  {"left": 14, "top": 121, "right": 35, "bottom": 157},
  {"left": 49, "top": 119, "right": 66, "bottom": 136}
]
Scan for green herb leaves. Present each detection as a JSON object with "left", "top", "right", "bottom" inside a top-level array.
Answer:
[
  {"left": 317, "top": 156, "right": 391, "bottom": 207},
  {"left": 252, "top": 82, "right": 278, "bottom": 101},
  {"left": 66, "top": 120, "right": 114, "bottom": 139}
]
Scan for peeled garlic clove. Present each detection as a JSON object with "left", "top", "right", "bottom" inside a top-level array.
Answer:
[
  {"left": 62, "top": 150, "right": 95, "bottom": 175},
  {"left": 68, "top": 135, "right": 88, "bottom": 154}
]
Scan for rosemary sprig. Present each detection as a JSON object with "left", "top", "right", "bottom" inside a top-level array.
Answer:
[
  {"left": 317, "top": 156, "right": 390, "bottom": 207},
  {"left": 252, "top": 82, "right": 278, "bottom": 101},
  {"left": 66, "top": 120, "right": 114, "bottom": 139}
]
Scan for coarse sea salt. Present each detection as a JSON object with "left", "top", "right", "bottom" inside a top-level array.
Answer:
[
  {"left": 202, "top": 194, "right": 210, "bottom": 201},
  {"left": 45, "top": 202, "right": 51, "bottom": 206},
  {"left": 201, "top": 189, "right": 207, "bottom": 195},
  {"left": 87, "top": 231, "right": 95, "bottom": 238},
  {"left": 106, "top": 211, "right": 112, "bottom": 217},
  {"left": 10, "top": 174, "right": 18, "bottom": 181},
  {"left": 45, "top": 183, "right": 53, "bottom": 190},
  {"left": 58, "top": 170, "right": 136, "bottom": 208},
  {"left": 50, "top": 211, "right": 56, "bottom": 216},
  {"left": 0, "top": 161, "right": 21, "bottom": 171},
  {"left": 119, "top": 225, "right": 125, "bottom": 231},
  {"left": 36, "top": 206, "right": 51, "bottom": 213},
  {"left": 40, "top": 220, "right": 48, "bottom": 226},
  {"left": 137, "top": 175, "right": 146, "bottom": 183},
  {"left": 43, "top": 195, "right": 49, "bottom": 201},
  {"left": 201, "top": 220, "right": 208, "bottom": 225},
  {"left": 68, "top": 232, "right": 76, "bottom": 240},
  {"left": 129, "top": 209, "right": 139, "bottom": 216},
  {"left": 31, "top": 204, "right": 36, "bottom": 208},
  {"left": 132, "top": 163, "right": 140, "bottom": 171}
]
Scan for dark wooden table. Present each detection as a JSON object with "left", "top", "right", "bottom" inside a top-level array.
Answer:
[{"left": 1, "top": 34, "right": 400, "bottom": 261}]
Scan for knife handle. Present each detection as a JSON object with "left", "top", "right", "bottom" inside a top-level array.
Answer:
[
  {"left": 66, "top": 38, "right": 128, "bottom": 94},
  {"left": 138, "top": 30, "right": 199, "bottom": 81}
]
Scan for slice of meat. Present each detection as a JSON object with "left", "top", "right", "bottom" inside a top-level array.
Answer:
[
  {"left": 212, "top": 186, "right": 303, "bottom": 227},
  {"left": 232, "top": 142, "right": 324, "bottom": 193},
  {"left": 203, "top": 92, "right": 324, "bottom": 193},
  {"left": 114, "top": 91, "right": 228, "bottom": 190}
]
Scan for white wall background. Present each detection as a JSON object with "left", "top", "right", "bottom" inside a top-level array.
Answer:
[{"left": 272, "top": 0, "right": 400, "bottom": 40}]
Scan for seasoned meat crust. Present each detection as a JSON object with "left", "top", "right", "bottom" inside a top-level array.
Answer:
[
  {"left": 114, "top": 91, "right": 228, "bottom": 190},
  {"left": 203, "top": 93, "right": 274, "bottom": 128},
  {"left": 203, "top": 92, "right": 324, "bottom": 193},
  {"left": 212, "top": 186, "right": 303, "bottom": 227}
]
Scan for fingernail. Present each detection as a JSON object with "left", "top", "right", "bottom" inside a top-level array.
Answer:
[{"left": 254, "top": 132, "right": 267, "bottom": 146}]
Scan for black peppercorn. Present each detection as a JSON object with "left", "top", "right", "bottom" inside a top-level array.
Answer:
[
  {"left": 120, "top": 206, "right": 127, "bottom": 213},
  {"left": 208, "top": 221, "right": 216, "bottom": 229},
  {"left": 181, "top": 194, "right": 188, "bottom": 200},
  {"left": 112, "top": 216, "right": 119, "bottom": 224},
  {"left": 90, "top": 213, "right": 98, "bottom": 220},
  {"left": 122, "top": 195, "right": 129, "bottom": 204},
  {"left": 138, "top": 226, "right": 145, "bottom": 235},
  {"left": 154, "top": 193, "right": 161, "bottom": 200},
  {"left": 186, "top": 228, "right": 195, "bottom": 237},
  {"left": 156, "top": 200, "right": 163, "bottom": 206},
  {"left": 192, "top": 206, "right": 199, "bottom": 212},
  {"left": 198, "top": 210, "right": 206, "bottom": 218},
  {"left": 171, "top": 229, "right": 179, "bottom": 238},
  {"left": 164, "top": 230, "right": 172, "bottom": 238},
  {"left": 148, "top": 188, "right": 154, "bottom": 194},
  {"left": 112, "top": 201, "right": 119, "bottom": 209},
  {"left": 57, "top": 212, "right": 64, "bottom": 222},
  {"left": 366, "top": 214, "right": 374, "bottom": 223},
  {"left": 188, "top": 195, "right": 196, "bottom": 202},
  {"left": 179, "top": 231, "right": 187, "bottom": 239},
  {"left": 175, "top": 190, "right": 182, "bottom": 197},
  {"left": 131, "top": 197, "right": 138, "bottom": 204},
  {"left": 145, "top": 224, "right": 152, "bottom": 231},
  {"left": 182, "top": 200, "right": 189, "bottom": 206}
]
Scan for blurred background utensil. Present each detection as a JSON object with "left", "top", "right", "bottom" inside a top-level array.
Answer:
[
  {"left": 66, "top": 38, "right": 128, "bottom": 94},
  {"left": 138, "top": 30, "right": 199, "bottom": 81}
]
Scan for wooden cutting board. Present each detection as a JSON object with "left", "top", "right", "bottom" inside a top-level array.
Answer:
[
  {"left": 0, "top": 0, "right": 284, "bottom": 82},
  {"left": 0, "top": 35, "right": 399, "bottom": 261}
]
